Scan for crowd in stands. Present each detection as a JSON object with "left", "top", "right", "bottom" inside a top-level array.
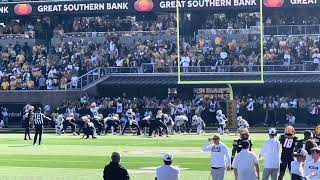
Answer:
[
  {"left": 0, "top": 20, "right": 35, "bottom": 38},
  {"left": 264, "top": 36, "right": 320, "bottom": 69},
  {"left": 203, "top": 13, "right": 260, "bottom": 30}
]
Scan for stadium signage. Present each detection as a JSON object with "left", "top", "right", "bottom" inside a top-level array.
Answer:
[
  {"left": 290, "top": 0, "right": 317, "bottom": 5},
  {"left": 36, "top": 3, "right": 128, "bottom": 13},
  {"left": 0, "top": 0, "right": 320, "bottom": 16},
  {"left": 0, "top": 6, "right": 9, "bottom": 14},
  {"left": 159, "top": 0, "right": 257, "bottom": 8}
]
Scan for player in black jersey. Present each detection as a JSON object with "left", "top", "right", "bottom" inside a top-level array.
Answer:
[
  {"left": 314, "top": 126, "right": 320, "bottom": 146},
  {"left": 278, "top": 125, "right": 299, "bottom": 180},
  {"left": 23, "top": 106, "right": 34, "bottom": 140},
  {"left": 296, "top": 130, "right": 314, "bottom": 150},
  {"left": 231, "top": 128, "right": 252, "bottom": 163}
]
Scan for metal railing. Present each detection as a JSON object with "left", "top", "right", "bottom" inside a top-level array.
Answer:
[
  {"left": 264, "top": 24, "right": 320, "bottom": 35},
  {"left": 0, "top": 32, "right": 35, "bottom": 39},
  {"left": 198, "top": 26, "right": 260, "bottom": 36},
  {"left": 65, "top": 67, "right": 107, "bottom": 90},
  {"left": 56, "top": 29, "right": 177, "bottom": 39},
  {"left": 64, "top": 62, "right": 319, "bottom": 90}
]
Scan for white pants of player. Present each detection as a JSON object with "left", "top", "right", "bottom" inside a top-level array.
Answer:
[
  {"left": 197, "top": 125, "right": 203, "bottom": 134},
  {"left": 55, "top": 124, "right": 63, "bottom": 135},
  {"left": 211, "top": 167, "right": 225, "bottom": 180}
]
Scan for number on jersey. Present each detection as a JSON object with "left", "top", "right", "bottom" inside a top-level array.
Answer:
[{"left": 283, "top": 138, "right": 293, "bottom": 148}]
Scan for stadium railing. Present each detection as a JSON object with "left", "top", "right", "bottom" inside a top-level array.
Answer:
[
  {"left": 64, "top": 62, "right": 317, "bottom": 90},
  {"left": 0, "top": 33, "right": 34, "bottom": 39},
  {"left": 264, "top": 24, "right": 320, "bottom": 35},
  {"left": 56, "top": 29, "right": 177, "bottom": 38}
]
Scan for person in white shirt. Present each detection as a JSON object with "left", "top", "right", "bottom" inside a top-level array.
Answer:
[
  {"left": 291, "top": 148, "right": 307, "bottom": 180},
  {"left": 304, "top": 147, "right": 320, "bottom": 180},
  {"left": 312, "top": 50, "right": 320, "bottom": 71},
  {"left": 232, "top": 140, "right": 260, "bottom": 180},
  {"left": 156, "top": 153, "right": 180, "bottom": 180},
  {"left": 286, "top": 113, "right": 296, "bottom": 126},
  {"left": 202, "top": 135, "right": 231, "bottom": 180},
  {"left": 46, "top": 78, "right": 53, "bottom": 90},
  {"left": 259, "top": 128, "right": 281, "bottom": 180},
  {"left": 180, "top": 53, "right": 190, "bottom": 72},
  {"left": 246, "top": 98, "right": 254, "bottom": 126}
]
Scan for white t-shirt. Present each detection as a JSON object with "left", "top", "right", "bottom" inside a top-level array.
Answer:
[
  {"left": 305, "top": 159, "right": 320, "bottom": 180},
  {"left": 202, "top": 142, "right": 231, "bottom": 168},
  {"left": 232, "top": 149, "right": 259, "bottom": 180},
  {"left": 260, "top": 138, "right": 281, "bottom": 168},
  {"left": 156, "top": 165, "right": 180, "bottom": 180},
  {"left": 291, "top": 160, "right": 305, "bottom": 177},
  {"left": 180, "top": 56, "right": 190, "bottom": 67},
  {"left": 312, "top": 53, "right": 320, "bottom": 64}
]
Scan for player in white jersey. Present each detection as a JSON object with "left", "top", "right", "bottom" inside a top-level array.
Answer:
[
  {"left": 90, "top": 103, "right": 104, "bottom": 135},
  {"left": 54, "top": 114, "right": 64, "bottom": 135},
  {"left": 163, "top": 114, "right": 175, "bottom": 135},
  {"left": 237, "top": 116, "right": 250, "bottom": 134},
  {"left": 122, "top": 109, "right": 141, "bottom": 135},
  {"left": 191, "top": 115, "right": 206, "bottom": 135},
  {"left": 216, "top": 110, "right": 228, "bottom": 135},
  {"left": 174, "top": 115, "right": 188, "bottom": 134}
]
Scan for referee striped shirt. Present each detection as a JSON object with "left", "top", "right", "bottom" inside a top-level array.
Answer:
[{"left": 34, "top": 113, "right": 45, "bottom": 125}]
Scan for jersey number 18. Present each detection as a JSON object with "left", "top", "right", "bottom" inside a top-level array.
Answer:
[{"left": 283, "top": 138, "right": 293, "bottom": 148}]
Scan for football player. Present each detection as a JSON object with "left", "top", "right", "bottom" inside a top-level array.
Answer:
[
  {"left": 236, "top": 116, "right": 250, "bottom": 134},
  {"left": 23, "top": 106, "right": 34, "bottom": 140},
  {"left": 174, "top": 115, "right": 188, "bottom": 134},
  {"left": 296, "top": 130, "right": 314, "bottom": 150},
  {"left": 314, "top": 126, "right": 320, "bottom": 146},
  {"left": 278, "top": 126, "right": 299, "bottom": 180},
  {"left": 163, "top": 114, "right": 174, "bottom": 135},
  {"left": 231, "top": 128, "right": 252, "bottom": 163},
  {"left": 83, "top": 117, "right": 96, "bottom": 139},
  {"left": 191, "top": 115, "right": 206, "bottom": 135},
  {"left": 122, "top": 109, "right": 141, "bottom": 135},
  {"left": 216, "top": 110, "right": 228, "bottom": 135},
  {"left": 104, "top": 114, "right": 120, "bottom": 135}
]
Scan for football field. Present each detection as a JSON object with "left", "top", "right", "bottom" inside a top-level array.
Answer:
[{"left": 0, "top": 133, "right": 295, "bottom": 180}]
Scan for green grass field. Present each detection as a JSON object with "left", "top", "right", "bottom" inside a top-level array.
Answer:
[{"left": 0, "top": 133, "right": 296, "bottom": 180}]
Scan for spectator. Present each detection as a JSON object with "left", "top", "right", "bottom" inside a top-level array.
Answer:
[
  {"left": 312, "top": 49, "right": 320, "bottom": 71},
  {"left": 38, "top": 75, "right": 46, "bottom": 90},
  {"left": 1, "top": 79, "right": 9, "bottom": 90},
  {"left": 103, "top": 152, "right": 130, "bottom": 180},
  {"left": 180, "top": 53, "right": 190, "bottom": 72},
  {"left": 156, "top": 153, "right": 180, "bottom": 180}
]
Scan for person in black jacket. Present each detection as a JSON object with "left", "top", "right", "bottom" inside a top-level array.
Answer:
[{"left": 103, "top": 152, "right": 130, "bottom": 180}]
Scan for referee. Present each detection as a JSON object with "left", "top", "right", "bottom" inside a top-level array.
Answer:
[{"left": 33, "top": 107, "right": 51, "bottom": 145}]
